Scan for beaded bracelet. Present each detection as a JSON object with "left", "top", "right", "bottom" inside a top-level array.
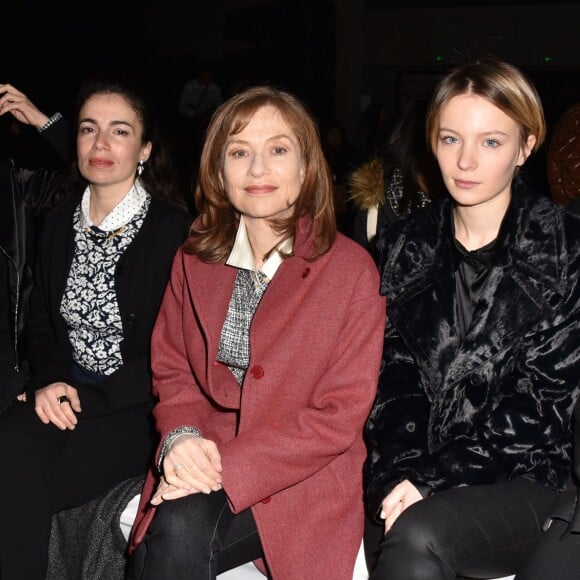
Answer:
[
  {"left": 157, "top": 426, "right": 202, "bottom": 474},
  {"left": 38, "top": 111, "right": 63, "bottom": 133}
]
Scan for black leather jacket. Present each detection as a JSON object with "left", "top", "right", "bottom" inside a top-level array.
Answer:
[{"left": 0, "top": 119, "right": 69, "bottom": 413}]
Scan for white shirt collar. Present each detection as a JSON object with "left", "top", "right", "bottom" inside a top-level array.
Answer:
[
  {"left": 80, "top": 179, "right": 149, "bottom": 232},
  {"left": 226, "top": 216, "right": 293, "bottom": 280}
]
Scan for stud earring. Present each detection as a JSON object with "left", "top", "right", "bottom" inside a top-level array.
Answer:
[{"left": 137, "top": 160, "right": 145, "bottom": 176}]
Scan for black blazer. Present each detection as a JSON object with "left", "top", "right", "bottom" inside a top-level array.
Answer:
[
  {"left": 26, "top": 193, "right": 190, "bottom": 417},
  {"left": 365, "top": 182, "right": 580, "bottom": 516}
]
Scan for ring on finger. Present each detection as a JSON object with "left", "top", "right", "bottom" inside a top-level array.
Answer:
[
  {"left": 57, "top": 395, "right": 70, "bottom": 406},
  {"left": 174, "top": 463, "right": 185, "bottom": 472}
]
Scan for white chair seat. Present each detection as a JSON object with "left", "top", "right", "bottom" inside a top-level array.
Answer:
[{"left": 217, "top": 562, "right": 265, "bottom": 579}]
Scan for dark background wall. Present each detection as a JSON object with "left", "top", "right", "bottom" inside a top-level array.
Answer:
[{"left": 4, "top": 0, "right": 579, "bottom": 160}]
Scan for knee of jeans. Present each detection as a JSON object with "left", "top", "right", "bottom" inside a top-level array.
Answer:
[
  {"left": 153, "top": 493, "right": 220, "bottom": 545},
  {"left": 152, "top": 496, "right": 200, "bottom": 540}
]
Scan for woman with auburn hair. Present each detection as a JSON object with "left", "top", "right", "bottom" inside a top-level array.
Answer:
[
  {"left": 364, "top": 57, "right": 580, "bottom": 579},
  {"left": 129, "top": 86, "right": 385, "bottom": 579}
]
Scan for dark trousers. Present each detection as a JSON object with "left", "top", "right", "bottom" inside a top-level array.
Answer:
[
  {"left": 129, "top": 489, "right": 265, "bottom": 580},
  {"left": 515, "top": 489, "right": 580, "bottom": 580},
  {"left": 368, "top": 478, "right": 559, "bottom": 580},
  {"left": 0, "top": 399, "right": 154, "bottom": 580}
]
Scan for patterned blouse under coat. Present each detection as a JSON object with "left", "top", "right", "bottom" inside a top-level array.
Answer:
[{"left": 60, "top": 181, "right": 150, "bottom": 376}]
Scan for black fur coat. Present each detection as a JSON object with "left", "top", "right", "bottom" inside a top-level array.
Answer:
[{"left": 365, "top": 182, "right": 580, "bottom": 516}]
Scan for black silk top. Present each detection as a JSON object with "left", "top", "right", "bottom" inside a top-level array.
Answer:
[{"left": 451, "top": 199, "right": 514, "bottom": 340}]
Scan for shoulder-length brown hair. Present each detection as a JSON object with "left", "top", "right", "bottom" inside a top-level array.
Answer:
[{"left": 183, "top": 86, "right": 336, "bottom": 262}]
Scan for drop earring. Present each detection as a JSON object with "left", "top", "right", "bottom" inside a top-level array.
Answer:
[{"left": 137, "top": 160, "right": 145, "bottom": 176}]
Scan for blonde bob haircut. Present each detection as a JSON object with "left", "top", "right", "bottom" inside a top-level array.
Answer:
[
  {"left": 426, "top": 57, "right": 546, "bottom": 155},
  {"left": 184, "top": 85, "right": 336, "bottom": 263}
]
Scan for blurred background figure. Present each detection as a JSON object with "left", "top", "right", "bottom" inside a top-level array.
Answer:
[
  {"left": 321, "top": 118, "right": 360, "bottom": 236},
  {"left": 546, "top": 101, "right": 580, "bottom": 212},
  {"left": 354, "top": 101, "right": 394, "bottom": 163},
  {"left": 177, "top": 63, "right": 224, "bottom": 192},
  {"left": 178, "top": 65, "right": 224, "bottom": 123},
  {"left": 347, "top": 96, "right": 446, "bottom": 261}
]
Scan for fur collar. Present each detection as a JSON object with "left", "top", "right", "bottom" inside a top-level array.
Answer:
[{"left": 348, "top": 157, "right": 385, "bottom": 210}]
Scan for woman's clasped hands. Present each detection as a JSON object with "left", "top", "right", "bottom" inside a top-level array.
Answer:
[{"left": 152, "top": 435, "right": 223, "bottom": 505}]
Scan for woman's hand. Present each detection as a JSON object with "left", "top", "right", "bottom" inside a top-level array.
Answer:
[
  {"left": 151, "top": 435, "right": 223, "bottom": 505},
  {"left": 0, "top": 84, "right": 50, "bottom": 129},
  {"left": 380, "top": 479, "right": 423, "bottom": 533},
  {"left": 34, "top": 382, "right": 81, "bottom": 430}
]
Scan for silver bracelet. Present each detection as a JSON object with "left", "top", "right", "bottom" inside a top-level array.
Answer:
[
  {"left": 38, "top": 112, "right": 63, "bottom": 133},
  {"left": 157, "top": 426, "right": 202, "bottom": 474}
]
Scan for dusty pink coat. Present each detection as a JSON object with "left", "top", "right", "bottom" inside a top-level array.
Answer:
[{"left": 130, "top": 222, "right": 386, "bottom": 579}]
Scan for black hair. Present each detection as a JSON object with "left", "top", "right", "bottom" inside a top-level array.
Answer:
[{"left": 63, "top": 72, "right": 186, "bottom": 209}]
